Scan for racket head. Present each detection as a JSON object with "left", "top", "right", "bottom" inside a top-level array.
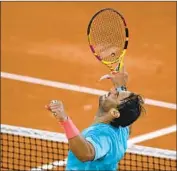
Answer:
[{"left": 87, "top": 8, "right": 129, "bottom": 71}]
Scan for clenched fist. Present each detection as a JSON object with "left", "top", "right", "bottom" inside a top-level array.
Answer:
[{"left": 45, "top": 100, "right": 68, "bottom": 122}]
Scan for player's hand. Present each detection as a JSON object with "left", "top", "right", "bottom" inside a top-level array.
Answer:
[
  {"left": 110, "top": 71, "right": 128, "bottom": 88},
  {"left": 45, "top": 100, "right": 68, "bottom": 122},
  {"left": 99, "top": 66, "right": 128, "bottom": 88}
]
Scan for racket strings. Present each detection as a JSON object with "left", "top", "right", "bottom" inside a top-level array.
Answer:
[{"left": 90, "top": 10, "right": 126, "bottom": 62}]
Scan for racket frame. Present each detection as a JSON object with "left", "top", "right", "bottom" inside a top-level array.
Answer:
[{"left": 87, "top": 8, "right": 129, "bottom": 72}]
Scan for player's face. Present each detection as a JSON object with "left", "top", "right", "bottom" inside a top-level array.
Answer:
[{"left": 99, "top": 89, "right": 131, "bottom": 112}]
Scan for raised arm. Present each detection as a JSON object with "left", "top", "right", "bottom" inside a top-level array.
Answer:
[
  {"left": 45, "top": 101, "right": 95, "bottom": 162},
  {"left": 46, "top": 101, "right": 111, "bottom": 162}
]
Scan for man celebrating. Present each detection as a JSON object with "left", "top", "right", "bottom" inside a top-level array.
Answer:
[{"left": 45, "top": 70, "right": 144, "bottom": 170}]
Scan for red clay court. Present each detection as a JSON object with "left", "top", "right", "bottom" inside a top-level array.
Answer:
[{"left": 1, "top": 2, "right": 176, "bottom": 171}]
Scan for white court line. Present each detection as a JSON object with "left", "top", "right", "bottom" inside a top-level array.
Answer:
[
  {"left": 128, "top": 124, "right": 176, "bottom": 145},
  {"left": 1, "top": 71, "right": 176, "bottom": 110}
]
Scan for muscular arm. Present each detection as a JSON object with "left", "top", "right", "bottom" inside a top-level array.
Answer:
[
  {"left": 47, "top": 101, "right": 111, "bottom": 162},
  {"left": 68, "top": 135, "right": 95, "bottom": 162},
  {"left": 68, "top": 131, "right": 111, "bottom": 163}
]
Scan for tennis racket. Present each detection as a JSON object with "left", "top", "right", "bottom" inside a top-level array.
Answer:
[{"left": 87, "top": 8, "right": 129, "bottom": 79}]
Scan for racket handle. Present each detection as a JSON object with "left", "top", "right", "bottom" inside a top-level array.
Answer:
[
  {"left": 115, "top": 63, "right": 120, "bottom": 72},
  {"left": 118, "top": 61, "right": 124, "bottom": 72}
]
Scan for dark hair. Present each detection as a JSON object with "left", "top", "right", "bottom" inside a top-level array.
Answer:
[{"left": 110, "top": 93, "right": 145, "bottom": 128}]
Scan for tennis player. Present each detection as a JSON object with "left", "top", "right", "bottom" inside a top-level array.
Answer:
[{"left": 45, "top": 70, "right": 144, "bottom": 171}]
